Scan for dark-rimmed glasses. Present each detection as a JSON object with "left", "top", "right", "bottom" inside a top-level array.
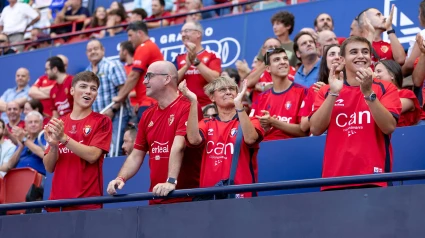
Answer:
[{"left": 144, "top": 72, "right": 169, "bottom": 82}]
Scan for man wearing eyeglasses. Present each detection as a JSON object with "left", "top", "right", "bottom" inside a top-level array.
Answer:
[
  {"left": 249, "top": 48, "right": 308, "bottom": 141},
  {"left": 113, "top": 21, "right": 163, "bottom": 122},
  {"left": 175, "top": 21, "right": 221, "bottom": 107},
  {"left": 107, "top": 61, "right": 202, "bottom": 205},
  {"left": 0, "top": 33, "right": 16, "bottom": 56}
]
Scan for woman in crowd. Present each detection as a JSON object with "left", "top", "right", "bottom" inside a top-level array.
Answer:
[
  {"left": 374, "top": 60, "right": 421, "bottom": 127},
  {"left": 202, "top": 104, "right": 218, "bottom": 119},
  {"left": 82, "top": 6, "right": 108, "bottom": 38},
  {"left": 180, "top": 77, "right": 264, "bottom": 199},
  {"left": 24, "top": 99, "right": 50, "bottom": 126}
]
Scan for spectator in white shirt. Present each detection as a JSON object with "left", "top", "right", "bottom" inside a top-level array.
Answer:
[
  {"left": 0, "top": 0, "right": 40, "bottom": 51},
  {"left": 0, "top": 119, "right": 16, "bottom": 178}
]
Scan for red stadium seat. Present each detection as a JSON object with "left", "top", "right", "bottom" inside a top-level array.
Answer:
[{"left": 3, "top": 168, "right": 44, "bottom": 215}]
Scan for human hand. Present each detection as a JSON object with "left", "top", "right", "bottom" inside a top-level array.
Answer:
[
  {"left": 152, "top": 182, "right": 176, "bottom": 196},
  {"left": 46, "top": 118, "right": 65, "bottom": 142},
  {"left": 313, "top": 81, "right": 326, "bottom": 92},
  {"left": 255, "top": 110, "right": 273, "bottom": 130},
  {"left": 178, "top": 79, "right": 197, "bottom": 102},
  {"left": 385, "top": 4, "right": 395, "bottom": 31},
  {"left": 355, "top": 67, "right": 374, "bottom": 96},
  {"left": 328, "top": 64, "right": 344, "bottom": 94},
  {"left": 416, "top": 33, "right": 425, "bottom": 54},
  {"left": 107, "top": 178, "right": 125, "bottom": 195},
  {"left": 234, "top": 79, "right": 247, "bottom": 109},
  {"left": 235, "top": 59, "right": 251, "bottom": 75}
]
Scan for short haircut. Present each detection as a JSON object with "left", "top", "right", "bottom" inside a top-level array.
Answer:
[
  {"left": 313, "top": 13, "right": 334, "bottom": 27},
  {"left": 26, "top": 99, "right": 44, "bottom": 115},
  {"left": 87, "top": 39, "right": 104, "bottom": 50},
  {"left": 262, "top": 37, "right": 281, "bottom": 47},
  {"left": 376, "top": 60, "right": 403, "bottom": 89},
  {"left": 204, "top": 76, "right": 239, "bottom": 97},
  {"left": 25, "top": 111, "right": 43, "bottom": 122},
  {"left": 265, "top": 47, "right": 287, "bottom": 65},
  {"left": 132, "top": 8, "right": 148, "bottom": 19},
  {"left": 270, "top": 11, "right": 295, "bottom": 35},
  {"left": 47, "top": 56, "right": 66, "bottom": 73},
  {"left": 318, "top": 44, "right": 340, "bottom": 84},
  {"left": 72, "top": 71, "right": 100, "bottom": 88},
  {"left": 222, "top": 68, "right": 240, "bottom": 85},
  {"left": 125, "top": 125, "right": 137, "bottom": 140},
  {"left": 340, "top": 36, "right": 371, "bottom": 57},
  {"left": 0, "top": 33, "right": 9, "bottom": 42},
  {"left": 120, "top": 41, "right": 135, "bottom": 57},
  {"left": 293, "top": 31, "right": 316, "bottom": 54},
  {"left": 187, "top": 21, "right": 204, "bottom": 35},
  {"left": 155, "top": 0, "right": 166, "bottom": 7},
  {"left": 127, "top": 21, "right": 149, "bottom": 35}
]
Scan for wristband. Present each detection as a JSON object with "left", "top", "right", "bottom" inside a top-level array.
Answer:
[
  {"left": 235, "top": 107, "right": 244, "bottom": 112},
  {"left": 329, "top": 92, "right": 339, "bottom": 97},
  {"left": 116, "top": 176, "right": 126, "bottom": 183},
  {"left": 387, "top": 29, "right": 395, "bottom": 35},
  {"left": 61, "top": 135, "right": 70, "bottom": 146}
]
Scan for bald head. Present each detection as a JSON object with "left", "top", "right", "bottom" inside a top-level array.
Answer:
[
  {"left": 153, "top": 61, "right": 178, "bottom": 85},
  {"left": 15, "top": 67, "right": 30, "bottom": 88},
  {"left": 317, "top": 30, "right": 338, "bottom": 56},
  {"left": 57, "top": 54, "right": 69, "bottom": 70}
]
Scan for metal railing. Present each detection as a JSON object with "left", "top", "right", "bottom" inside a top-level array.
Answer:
[{"left": 0, "top": 170, "right": 425, "bottom": 212}]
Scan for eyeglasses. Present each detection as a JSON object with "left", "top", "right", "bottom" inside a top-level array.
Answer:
[
  {"left": 180, "top": 29, "right": 199, "bottom": 34},
  {"left": 203, "top": 113, "right": 218, "bottom": 118},
  {"left": 144, "top": 72, "right": 169, "bottom": 82},
  {"left": 215, "top": 86, "right": 237, "bottom": 94}
]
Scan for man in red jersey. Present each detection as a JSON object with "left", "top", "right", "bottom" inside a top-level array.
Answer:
[
  {"left": 145, "top": 0, "right": 173, "bottom": 28},
  {"left": 113, "top": 21, "right": 163, "bottom": 121},
  {"left": 175, "top": 21, "right": 221, "bottom": 107},
  {"left": 360, "top": 6, "right": 405, "bottom": 65},
  {"left": 249, "top": 48, "right": 308, "bottom": 141},
  {"left": 119, "top": 41, "right": 138, "bottom": 108},
  {"left": 46, "top": 56, "right": 74, "bottom": 118},
  {"left": 309, "top": 36, "right": 402, "bottom": 190},
  {"left": 43, "top": 71, "right": 112, "bottom": 212},
  {"left": 29, "top": 55, "right": 69, "bottom": 118},
  {"left": 5, "top": 101, "right": 25, "bottom": 133},
  {"left": 107, "top": 61, "right": 201, "bottom": 205}
]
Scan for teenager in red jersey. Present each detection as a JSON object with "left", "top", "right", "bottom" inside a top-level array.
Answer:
[
  {"left": 310, "top": 36, "right": 402, "bottom": 191},
  {"left": 113, "top": 21, "right": 163, "bottom": 120},
  {"left": 299, "top": 44, "right": 344, "bottom": 132},
  {"left": 107, "top": 61, "right": 201, "bottom": 205},
  {"left": 375, "top": 60, "right": 421, "bottom": 127},
  {"left": 247, "top": 38, "right": 296, "bottom": 104},
  {"left": 182, "top": 76, "right": 264, "bottom": 199},
  {"left": 43, "top": 71, "right": 113, "bottom": 212},
  {"left": 175, "top": 21, "right": 221, "bottom": 107},
  {"left": 249, "top": 48, "right": 307, "bottom": 141}
]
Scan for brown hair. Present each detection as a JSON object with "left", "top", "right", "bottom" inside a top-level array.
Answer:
[
  {"left": 270, "top": 11, "right": 295, "bottom": 35},
  {"left": 340, "top": 36, "right": 371, "bottom": 57},
  {"left": 72, "top": 71, "right": 100, "bottom": 88}
]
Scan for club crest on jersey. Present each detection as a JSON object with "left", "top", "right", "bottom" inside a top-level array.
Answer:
[
  {"left": 168, "top": 114, "right": 175, "bottom": 126},
  {"left": 230, "top": 128, "right": 238, "bottom": 137},
  {"left": 83, "top": 125, "right": 92, "bottom": 136},
  {"left": 381, "top": 45, "right": 389, "bottom": 53},
  {"left": 285, "top": 101, "right": 292, "bottom": 110},
  {"left": 148, "top": 121, "right": 153, "bottom": 127}
]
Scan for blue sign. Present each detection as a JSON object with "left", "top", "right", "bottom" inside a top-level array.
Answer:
[{"left": 0, "top": 0, "right": 420, "bottom": 93}]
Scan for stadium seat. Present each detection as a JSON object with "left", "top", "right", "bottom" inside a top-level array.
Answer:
[{"left": 3, "top": 168, "right": 44, "bottom": 215}]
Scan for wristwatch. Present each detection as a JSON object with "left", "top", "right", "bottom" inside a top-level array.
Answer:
[
  {"left": 387, "top": 29, "right": 396, "bottom": 35},
  {"left": 193, "top": 58, "right": 201, "bottom": 66},
  {"left": 364, "top": 92, "right": 377, "bottom": 102},
  {"left": 166, "top": 177, "right": 177, "bottom": 185}
]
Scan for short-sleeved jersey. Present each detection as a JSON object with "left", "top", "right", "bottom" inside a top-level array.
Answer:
[
  {"left": 174, "top": 50, "right": 222, "bottom": 107},
  {"left": 133, "top": 40, "right": 163, "bottom": 106},
  {"left": 33, "top": 75, "right": 56, "bottom": 117},
  {"left": 187, "top": 116, "right": 264, "bottom": 199},
  {"left": 310, "top": 79, "right": 402, "bottom": 190},
  {"left": 298, "top": 86, "right": 316, "bottom": 117},
  {"left": 50, "top": 75, "right": 74, "bottom": 117},
  {"left": 397, "top": 89, "right": 421, "bottom": 127},
  {"left": 123, "top": 63, "right": 138, "bottom": 107},
  {"left": 372, "top": 41, "right": 393, "bottom": 65},
  {"left": 145, "top": 11, "right": 173, "bottom": 23},
  {"left": 251, "top": 69, "right": 296, "bottom": 104},
  {"left": 6, "top": 120, "right": 25, "bottom": 134},
  {"left": 46, "top": 112, "right": 112, "bottom": 212},
  {"left": 250, "top": 82, "right": 307, "bottom": 141},
  {"left": 134, "top": 95, "right": 201, "bottom": 205}
]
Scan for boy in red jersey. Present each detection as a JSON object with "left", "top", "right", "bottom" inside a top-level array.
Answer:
[
  {"left": 113, "top": 21, "right": 163, "bottom": 120},
  {"left": 309, "top": 36, "right": 402, "bottom": 190},
  {"left": 107, "top": 61, "right": 201, "bottom": 205},
  {"left": 250, "top": 48, "right": 308, "bottom": 141},
  {"left": 43, "top": 71, "right": 113, "bottom": 211},
  {"left": 182, "top": 76, "right": 264, "bottom": 199},
  {"left": 175, "top": 21, "right": 221, "bottom": 107}
]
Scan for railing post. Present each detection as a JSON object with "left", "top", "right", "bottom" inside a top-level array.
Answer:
[{"left": 115, "top": 104, "right": 124, "bottom": 157}]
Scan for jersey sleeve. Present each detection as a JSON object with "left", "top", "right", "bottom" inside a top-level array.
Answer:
[
  {"left": 309, "top": 85, "right": 328, "bottom": 118},
  {"left": 207, "top": 53, "right": 222, "bottom": 73},
  {"left": 299, "top": 87, "right": 315, "bottom": 117},
  {"left": 380, "top": 83, "right": 402, "bottom": 120},
  {"left": 132, "top": 46, "right": 149, "bottom": 72},
  {"left": 33, "top": 77, "right": 42, "bottom": 87},
  {"left": 89, "top": 116, "right": 113, "bottom": 153},
  {"left": 248, "top": 93, "right": 262, "bottom": 118},
  {"left": 134, "top": 112, "right": 149, "bottom": 151},
  {"left": 176, "top": 104, "right": 190, "bottom": 136}
]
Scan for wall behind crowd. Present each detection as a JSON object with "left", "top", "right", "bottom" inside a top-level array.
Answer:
[{"left": 0, "top": 0, "right": 420, "bottom": 93}]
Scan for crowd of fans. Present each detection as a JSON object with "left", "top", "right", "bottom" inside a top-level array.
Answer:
[{"left": 0, "top": 0, "right": 424, "bottom": 211}]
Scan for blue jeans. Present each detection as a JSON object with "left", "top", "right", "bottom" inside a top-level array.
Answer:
[{"left": 111, "top": 113, "right": 130, "bottom": 156}]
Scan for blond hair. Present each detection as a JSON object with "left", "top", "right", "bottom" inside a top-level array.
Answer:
[{"left": 203, "top": 76, "right": 238, "bottom": 97}]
